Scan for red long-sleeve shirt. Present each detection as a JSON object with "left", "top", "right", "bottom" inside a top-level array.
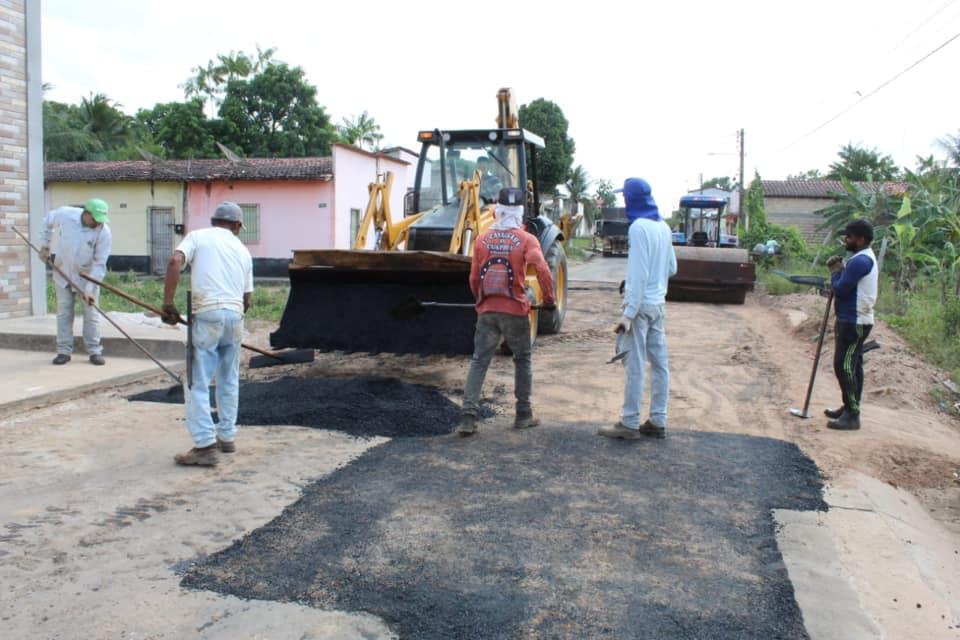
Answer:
[{"left": 469, "top": 227, "right": 555, "bottom": 316}]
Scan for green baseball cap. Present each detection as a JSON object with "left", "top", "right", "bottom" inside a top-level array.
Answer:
[{"left": 83, "top": 198, "right": 110, "bottom": 224}]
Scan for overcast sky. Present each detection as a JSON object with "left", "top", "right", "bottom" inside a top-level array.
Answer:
[{"left": 42, "top": 0, "right": 960, "bottom": 211}]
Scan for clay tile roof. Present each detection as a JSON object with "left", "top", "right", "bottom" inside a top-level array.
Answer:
[
  {"left": 761, "top": 179, "right": 908, "bottom": 198},
  {"left": 45, "top": 157, "right": 334, "bottom": 183}
]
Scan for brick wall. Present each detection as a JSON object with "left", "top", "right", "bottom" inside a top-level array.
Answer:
[
  {"left": 764, "top": 197, "right": 835, "bottom": 243},
  {"left": 0, "top": 0, "right": 30, "bottom": 318}
]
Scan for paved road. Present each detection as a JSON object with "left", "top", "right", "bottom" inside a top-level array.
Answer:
[
  {"left": 184, "top": 424, "right": 823, "bottom": 639},
  {"left": 569, "top": 256, "right": 626, "bottom": 284}
]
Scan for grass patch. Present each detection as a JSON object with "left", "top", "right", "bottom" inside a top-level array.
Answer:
[
  {"left": 877, "top": 278, "right": 960, "bottom": 382},
  {"left": 46, "top": 270, "right": 289, "bottom": 323},
  {"left": 564, "top": 237, "right": 593, "bottom": 262}
]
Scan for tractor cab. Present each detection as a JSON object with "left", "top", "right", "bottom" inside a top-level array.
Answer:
[
  {"left": 403, "top": 128, "right": 546, "bottom": 253},
  {"left": 676, "top": 195, "right": 738, "bottom": 248}
]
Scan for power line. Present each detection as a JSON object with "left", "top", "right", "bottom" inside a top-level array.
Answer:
[
  {"left": 889, "top": 0, "right": 958, "bottom": 53},
  {"left": 780, "top": 29, "right": 960, "bottom": 152}
]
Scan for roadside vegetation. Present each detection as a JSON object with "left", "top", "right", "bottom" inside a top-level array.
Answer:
[
  {"left": 46, "top": 270, "right": 289, "bottom": 323},
  {"left": 752, "top": 137, "right": 960, "bottom": 381}
]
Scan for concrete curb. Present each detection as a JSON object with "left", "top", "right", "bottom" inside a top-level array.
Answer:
[
  {"left": 0, "top": 362, "right": 184, "bottom": 418},
  {"left": 0, "top": 333, "right": 184, "bottom": 360}
]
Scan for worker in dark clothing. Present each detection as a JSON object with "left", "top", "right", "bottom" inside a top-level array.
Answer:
[{"left": 824, "top": 219, "right": 878, "bottom": 431}]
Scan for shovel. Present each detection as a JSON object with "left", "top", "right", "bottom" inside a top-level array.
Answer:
[{"left": 391, "top": 297, "right": 553, "bottom": 321}]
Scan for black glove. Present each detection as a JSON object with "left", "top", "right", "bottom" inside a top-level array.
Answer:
[
  {"left": 539, "top": 302, "right": 557, "bottom": 312},
  {"left": 619, "top": 279, "right": 626, "bottom": 295},
  {"left": 161, "top": 303, "right": 181, "bottom": 325}
]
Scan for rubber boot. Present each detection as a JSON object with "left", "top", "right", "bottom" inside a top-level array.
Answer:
[
  {"left": 514, "top": 412, "right": 541, "bottom": 430},
  {"left": 457, "top": 415, "right": 478, "bottom": 437},
  {"left": 827, "top": 411, "right": 861, "bottom": 431}
]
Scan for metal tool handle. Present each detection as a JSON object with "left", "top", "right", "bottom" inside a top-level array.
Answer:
[{"left": 186, "top": 290, "right": 193, "bottom": 390}]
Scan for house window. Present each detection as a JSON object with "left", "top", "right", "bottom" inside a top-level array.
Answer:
[
  {"left": 350, "top": 208, "right": 362, "bottom": 245},
  {"left": 238, "top": 204, "right": 260, "bottom": 244}
]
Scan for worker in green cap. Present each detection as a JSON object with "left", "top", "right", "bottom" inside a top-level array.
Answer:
[{"left": 40, "top": 198, "right": 113, "bottom": 365}]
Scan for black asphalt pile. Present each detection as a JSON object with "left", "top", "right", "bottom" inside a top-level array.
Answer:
[
  {"left": 129, "top": 376, "right": 464, "bottom": 438},
  {"left": 182, "top": 425, "right": 826, "bottom": 639}
]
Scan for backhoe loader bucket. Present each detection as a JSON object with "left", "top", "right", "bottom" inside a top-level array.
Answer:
[
  {"left": 668, "top": 246, "right": 755, "bottom": 304},
  {"left": 270, "top": 250, "right": 478, "bottom": 355}
]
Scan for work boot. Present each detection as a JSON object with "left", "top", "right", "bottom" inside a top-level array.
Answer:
[
  {"left": 638, "top": 419, "right": 666, "bottom": 439},
  {"left": 457, "top": 415, "right": 478, "bottom": 437},
  {"left": 89, "top": 354, "right": 105, "bottom": 366},
  {"left": 827, "top": 411, "right": 861, "bottom": 431},
  {"left": 597, "top": 422, "right": 643, "bottom": 440},
  {"left": 514, "top": 412, "right": 541, "bottom": 430},
  {"left": 217, "top": 438, "right": 236, "bottom": 453},
  {"left": 824, "top": 407, "right": 844, "bottom": 419},
  {"left": 52, "top": 354, "right": 71, "bottom": 365},
  {"left": 174, "top": 444, "right": 219, "bottom": 466}
]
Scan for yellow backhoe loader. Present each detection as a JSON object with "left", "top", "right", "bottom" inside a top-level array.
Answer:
[{"left": 269, "top": 89, "right": 569, "bottom": 355}]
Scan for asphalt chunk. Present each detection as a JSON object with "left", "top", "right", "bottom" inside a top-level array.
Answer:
[
  {"left": 182, "top": 424, "right": 825, "bottom": 639},
  {"left": 129, "top": 376, "right": 473, "bottom": 438}
]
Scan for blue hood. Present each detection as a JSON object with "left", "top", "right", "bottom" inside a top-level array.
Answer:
[{"left": 617, "top": 177, "right": 660, "bottom": 222}]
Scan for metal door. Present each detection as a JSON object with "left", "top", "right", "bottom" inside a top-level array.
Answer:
[{"left": 149, "top": 207, "right": 174, "bottom": 275}]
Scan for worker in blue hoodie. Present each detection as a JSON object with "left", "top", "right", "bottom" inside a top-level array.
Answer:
[
  {"left": 598, "top": 178, "right": 677, "bottom": 440},
  {"left": 824, "top": 219, "right": 878, "bottom": 431}
]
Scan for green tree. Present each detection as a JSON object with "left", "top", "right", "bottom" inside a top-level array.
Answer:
[
  {"left": 595, "top": 179, "right": 617, "bottom": 207},
  {"left": 136, "top": 98, "right": 217, "bottom": 159},
  {"left": 338, "top": 111, "right": 383, "bottom": 151},
  {"left": 219, "top": 63, "right": 335, "bottom": 157},
  {"left": 701, "top": 176, "right": 735, "bottom": 190},
  {"left": 937, "top": 130, "right": 960, "bottom": 168},
  {"left": 78, "top": 93, "right": 132, "bottom": 151},
  {"left": 43, "top": 100, "right": 103, "bottom": 161},
  {"left": 518, "top": 98, "right": 575, "bottom": 194},
  {"left": 786, "top": 169, "right": 824, "bottom": 180},
  {"left": 565, "top": 165, "right": 591, "bottom": 210},
  {"left": 826, "top": 143, "right": 900, "bottom": 182},
  {"left": 183, "top": 46, "right": 277, "bottom": 112}
]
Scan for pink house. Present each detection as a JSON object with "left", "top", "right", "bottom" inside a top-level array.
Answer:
[
  {"left": 184, "top": 145, "right": 415, "bottom": 275},
  {"left": 44, "top": 144, "right": 416, "bottom": 276}
]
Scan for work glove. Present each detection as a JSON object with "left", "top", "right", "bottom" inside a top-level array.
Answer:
[
  {"left": 161, "top": 303, "right": 181, "bottom": 326},
  {"left": 619, "top": 279, "right": 626, "bottom": 295},
  {"left": 539, "top": 301, "right": 557, "bottom": 312},
  {"left": 826, "top": 255, "right": 844, "bottom": 273},
  {"left": 39, "top": 246, "right": 50, "bottom": 263},
  {"left": 614, "top": 315, "right": 632, "bottom": 335}
]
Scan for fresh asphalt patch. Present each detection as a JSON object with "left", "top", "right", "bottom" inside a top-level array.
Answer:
[
  {"left": 182, "top": 422, "right": 826, "bottom": 639},
  {"left": 128, "top": 376, "right": 474, "bottom": 438}
]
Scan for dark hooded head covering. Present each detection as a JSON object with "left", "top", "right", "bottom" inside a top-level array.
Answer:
[{"left": 615, "top": 177, "right": 660, "bottom": 222}]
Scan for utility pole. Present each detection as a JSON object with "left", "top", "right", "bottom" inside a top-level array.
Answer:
[{"left": 738, "top": 128, "right": 747, "bottom": 230}]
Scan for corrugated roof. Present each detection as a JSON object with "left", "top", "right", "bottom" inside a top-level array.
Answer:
[
  {"left": 762, "top": 179, "right": 907, "bottom": 198},
  {"left": 45, "top": 157, "right": 335, "bottom": 183}
]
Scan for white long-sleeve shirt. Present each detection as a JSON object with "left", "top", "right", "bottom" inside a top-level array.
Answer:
[
  {"left": 42, "top": 206, "right": 112, "bottom": 294},
  {"left": 622, "top": 217, "right": 677, "bottom": 317}
]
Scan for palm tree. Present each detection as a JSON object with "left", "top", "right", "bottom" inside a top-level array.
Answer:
[
  {"left": 565, "top": 165, "right": 591, "bottom": 211},
  {"left": 938, "top": 131, "right": 960, "bottom": 168},
  {"left": 339, "top": 111, "right": 383, "bottom": 151},
  {"left": 78, "top": 93, "right": 130, "bottom": 150}
]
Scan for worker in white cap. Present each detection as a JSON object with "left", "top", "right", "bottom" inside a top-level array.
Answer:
[{"left": 161, "top": 202, "right": 254, "bottom": 467}]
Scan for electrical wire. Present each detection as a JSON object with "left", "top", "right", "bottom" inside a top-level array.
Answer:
[{"left": 780, "top": 29, "right": 960, "bottom": 152}]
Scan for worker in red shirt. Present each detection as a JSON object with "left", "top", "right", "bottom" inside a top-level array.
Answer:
[{"left": 458, "top": 187, "right": 556, "bottom": 436}]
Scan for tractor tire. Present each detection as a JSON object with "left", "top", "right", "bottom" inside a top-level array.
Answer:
[{"left": 538, "top": 240, "right": 568, "bottom": 335}]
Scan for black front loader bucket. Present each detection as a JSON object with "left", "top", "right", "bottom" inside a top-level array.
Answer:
[{"left": 270, "top": 250, "right": 478, "bottom": 355}]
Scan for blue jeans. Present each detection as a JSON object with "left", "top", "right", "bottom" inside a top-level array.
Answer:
[
  {"left": 55, "top": 284, "right": 101, "bottom": 356},
  {"left": 620, "top": 304, "right": 670, "bottom": 429},
  {"left": 185, "top": 309, "right": 243, "bottom": 448}
]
